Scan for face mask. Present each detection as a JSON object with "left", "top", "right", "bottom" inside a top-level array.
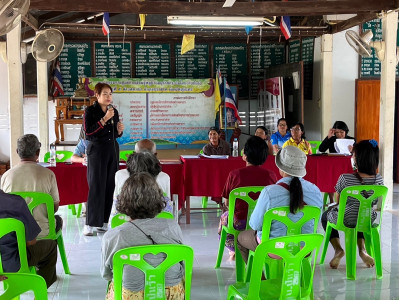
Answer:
[{"left": 351, "top": 157, "right": 357, "bottom": 170}]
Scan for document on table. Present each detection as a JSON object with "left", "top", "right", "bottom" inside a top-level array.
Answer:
[
  {"left": 38, "top": 162, "right": 51, "bottom": 167},
  {"left": 200, "top": 154, "right": 229, "bottom": 159},
  {"left": 181, "top": 155, "right": 200, "bottom": 159},
  {"left": 334, "top": 139, "right": 355, "bottom": 154}
]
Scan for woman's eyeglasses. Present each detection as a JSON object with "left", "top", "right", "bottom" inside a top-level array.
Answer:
[{"left": 290, "top": 127, "right": 302, "bottom": 132}]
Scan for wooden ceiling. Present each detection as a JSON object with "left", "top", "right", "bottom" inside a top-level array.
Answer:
[{"left": 13, "top": 0, "right": 399, "bottom": 42}]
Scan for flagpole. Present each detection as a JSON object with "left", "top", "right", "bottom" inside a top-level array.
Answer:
[
  {"left": 107, "top": 34, "right": 110, "bottom": 47},
  {"left": 223, "top": 77, "right": 227, "bottom": 131}
]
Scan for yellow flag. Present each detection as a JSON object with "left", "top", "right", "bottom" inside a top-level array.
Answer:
[
  {"left": 214, "top": 78, "right": 221, "bottom": 117},
  {"left": 139, "top": 14, "right": 146, "bottom": 30},
  {"left": 181, "top": 34, "right": 195, "bottom": 55}
]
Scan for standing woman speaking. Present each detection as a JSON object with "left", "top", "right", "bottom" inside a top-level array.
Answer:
[{"left": 83, "top": 83, "right": 124, "bottom": 236}]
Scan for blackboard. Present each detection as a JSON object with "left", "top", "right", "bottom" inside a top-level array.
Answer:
[
  {"left": 214, "top": 44, "right": 248, "bottom": 97},
  {"left": 361, "top": 19, "right": 399, "bottom": 77},
  {"left": 301, "top": 37, "right": 314, "bottom": 100},
  {"left": 289, "top": 40, "right": 301, "bottom": 63},
  {"left": 95, "top": 42, "right": 132, "bottom": 78},
  {"left": 250, "top": 43, "right": 285, "bottom": 97},
  {"left": 175, "top": 44, "right": 210, "bottom": 78},
  {"left": 59, "top": 42, "right": 92, "bottom": 96},
  {"left": 135, "top": 43, "right": 171, "bottom": 78}
]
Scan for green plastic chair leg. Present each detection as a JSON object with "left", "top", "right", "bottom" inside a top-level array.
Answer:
[
  {"left": 201, "top": 196, "right": 208, "bottom": 208},
  {"left": 68, "top": 204, "right": 76, "bottom": 215},
  {"left": 323, "top": 193, "right": 329, "bottom": 208},
  {"left": 319, "top": 225, "right": 332, "bottom": 264},
  {"left": 215, "top": 229, "right": 227, "bottom": 268},
  {"left": 245, "top": 252, "right": 254, "bottom": 282},
  {"left": 372, "top": 229, "right": 383, "bottom": 279},
  {"left": 345, "top": 229, "right": 357, "bottom": 280},
  {"left": 363, "top": 232, "right": 374, "bottom": 258},
  {"left": 57, "top": 233, "right": 71, "bottom": 274},
  {"left": 76, "top": 204, "right": 83, "bottom": 218},
  {"left": 235, "top": 238, "right": 245, "bottom": 282}
]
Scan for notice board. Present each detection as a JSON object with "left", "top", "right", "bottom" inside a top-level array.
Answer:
[
  {"left": 135, "top": 43, "right": 171, "bottom": 78},
  {"left": 301, "top": 37, "right": 314, "bottom": 100},
  {"left": 94, "top": 42, "right": 132, "bottom": 78},
  {"left": 58, "top": 42, "right": 92, "bottom": 96},
  {"left": 175, "top": 44, "right": 210, "bottom": 78}
]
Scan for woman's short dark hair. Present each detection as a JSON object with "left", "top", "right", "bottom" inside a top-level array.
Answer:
[
  {"left": 126, "top": 152, "right": 161, "bottom": 177},
  {"left": 293, "top": 122, "right": 306, "bottom": 139},
  {"left": 353, "top": 140, "right": 379, "bottom": 175},
  {"left": 94, "top": 82, "right": 112, "bottom": 95},
  {"left": 117, "top": 172, "right": 165, "bottom": 219},
  {"left": 255, "top": 126, "right": 268, "bottom": 136},
  {"left": 243, "top": 136, "right": 267, "bottom": 166},
  {"left": 333, "top": 121, "right": 349, "bottom": 135},
  {"left": 277, "top": 118, "right": 288, "bottom": 127}
]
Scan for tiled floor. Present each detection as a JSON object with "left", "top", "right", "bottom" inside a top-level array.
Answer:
[{"left": 16, "top": 194, "right": 399, "bottom": 299}]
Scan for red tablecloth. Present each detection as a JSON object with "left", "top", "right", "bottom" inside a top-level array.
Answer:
[
  {"left": 49, "top": 161, "right": 184, "bottom": 206},
  {"left": 180, "top": 155, "right": 353, "bottom": 198}
]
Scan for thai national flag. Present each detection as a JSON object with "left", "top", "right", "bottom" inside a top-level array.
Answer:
[
  {"left": 102, "top": 12, "right": 110, "bottom": 36},
  {"left": 280, "top": 15, "right": 291, "bottom": 40},
  {"left": 51, "top": 59, "right": 64, "bottom": 96},
  {"left": 224, "top": 80, "right": 242, "bottom": 124}
]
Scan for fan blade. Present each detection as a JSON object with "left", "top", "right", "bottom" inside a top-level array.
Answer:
[{"left": 223, "top": 0, "right": 236, "bottom": 8}]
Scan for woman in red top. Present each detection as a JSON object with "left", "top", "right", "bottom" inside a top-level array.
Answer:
[{"left": 218, "top": 136, "right": 277, "bottom": 260}]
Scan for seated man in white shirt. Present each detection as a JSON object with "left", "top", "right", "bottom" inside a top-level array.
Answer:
[{"left": 0, "top": 134, "right": 62, "bottom": 238}]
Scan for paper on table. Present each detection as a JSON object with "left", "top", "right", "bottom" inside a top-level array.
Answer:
[
  {"left": 334, "top": 139, "right": 355, "bottom": 154},
  {"left": 180, "top": 155, "right": 200, "bottom": 159},
  {"left": 200, "top": 154, "right": 229, "bottom": 159},
  {"left": 38, "top": 162, "right": 51, "bottom": 167}
]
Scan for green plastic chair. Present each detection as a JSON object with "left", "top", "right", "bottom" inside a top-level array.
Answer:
[
  {"left": 215, "top": 186, "right": 265, "bottom": 282},
  {"left": 111, "top": 212, "right": 174, "bottom": 229},
  {"left": 227, "top": 234, "right": 324, "bottom": 300},
  {"left": 0, "top": 273, "right": 48, "bottom": 300},
  {"left": 43, "top": 150, "right": 74, "bottom": 162},
  {"left": 308, "top": 141, "right": 321, "bottom": 154},
  {"left": 119, "top": 150, "right": 134, "bottom": 162},
  {"left": 319, "top": 185, "right": 388, "bottom": 280},
  {"left": 112, "top": 244, "right": 194, "bottom": 300},
  {"left": 0, "top": 218, "right": 35, "bottom": 274},
  {"left": 244, "top": 205, "right": 322, "bottom": 283},
  {"left": 11, "top": 192, "right": 71, "bottom": 275}
]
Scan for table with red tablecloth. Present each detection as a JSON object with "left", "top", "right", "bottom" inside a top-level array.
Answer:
[
  {"left": 180, "top": 155, "right": 352, "bottom": 224},
  {"left": 49, "top": 161, "right": 183, "bottom": 206}
]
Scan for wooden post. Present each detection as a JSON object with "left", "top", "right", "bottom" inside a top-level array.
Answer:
[
  {"left": 37, "top": 61, "right": 49, "bottom": 162},
  {"left": 321, "top": 34, "right": 333, "bottom": 137}
]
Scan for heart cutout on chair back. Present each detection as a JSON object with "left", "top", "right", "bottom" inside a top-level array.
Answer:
[
  {"left": 248, "top": 191, "right": 261, "bottom": 201},
  {"left": 56, "top": 154, "right": 64, "bottom": 160},
  {"left": 144, "top": 253, "right": 166, "bottom": 268}
]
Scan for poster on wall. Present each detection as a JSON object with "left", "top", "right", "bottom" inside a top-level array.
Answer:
[{"left": 86, "top": 78, "right": 215, "bottom": 145}]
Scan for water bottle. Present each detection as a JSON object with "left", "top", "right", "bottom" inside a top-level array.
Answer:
[
  {"left": 233, "top": 138, "right": 239, "bottom": 157},
  {"left": 49, "top": 143, "right": 56, "bottom": 167}
]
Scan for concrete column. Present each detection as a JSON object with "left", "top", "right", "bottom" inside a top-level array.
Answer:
[
  {"left": 320, "top": 34, "right": 333, "bottom": 137},
  {"left": 6, "top": 19, "right": 23, "bottom": 167},
  {"left": 379, "top": 11, "right": 398, "bottom": 209},
  {"left": 37, "top": 61, "right": 49, "bottom": 161}
]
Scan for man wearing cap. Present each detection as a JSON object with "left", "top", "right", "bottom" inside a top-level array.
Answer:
[
  {"left": 237, "top": 146, "right": 323, "bottom": 263},
  {"left": 202, "top": 127, "right": 231, "bottom": 156}
]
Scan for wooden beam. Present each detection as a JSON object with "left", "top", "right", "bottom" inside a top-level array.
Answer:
[
  {"left": 331, "top": 13, "right": 379, "bottom": 33},
  {"left": 30, "top": 0, "right": 397, "bottom": 16}
]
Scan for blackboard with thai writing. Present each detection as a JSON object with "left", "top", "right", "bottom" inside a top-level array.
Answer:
[
  {"left": 361, "top": 19, "right": 399, "bottom": 77},
  {"left": 135, "top": 43, "right": 171, "bottom": 78},
  {"left": 59, "top": 42, "right": 92, "bottom": 96},
  {"left": 175, "top": 44, "right": 210, "bottom": 78},
  {"left": 289, "top": 40, "right": 301, "bottom": 63},
  {"left": 214, "top": 44, "right": 248, "bottom": 97},
  {"left": 250, "top": 44, "right": 285, "bottom": 97},
  {"left": 301, "top": 37, "right": 314, "bottom": 100},
  {"left": 95, "top": 42, "right": 131, "bottom": 78}
]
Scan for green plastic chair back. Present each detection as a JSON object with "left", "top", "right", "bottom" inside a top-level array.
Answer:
[
  {"left": 113, "top": 244, "right": 194, "bottom": 300},
  {"left": 43, "top": 150, "right": 73, "bottom": 162},
  {"left": 11, "top": 192, "right": 71, "bottom": 275},
  {"left": 308, "top": 141, "right": 321, "bottom": 154},
  {"left": 319, "top": 185, "right": 388, "bottom": 280},
  {"left": 111, "top": 212, "right": 174, "bottom": 229},
  {"left": 0, "top": 273, "right": 48, "bottom": 300},
  {"left": 0, "top": 218, "right": 31, "bottom": 274},
  {"left": 215, "top": 186, "right": 265, "bottom": 282},
  {"left": 227, "top": 234, "right": 324, "bottom": 300},
  {"left": 245, "top": 205, "right": 321, "bottom": 282},
  {"left": 119, "top": 150, "right": 134, "bottom": 162}
]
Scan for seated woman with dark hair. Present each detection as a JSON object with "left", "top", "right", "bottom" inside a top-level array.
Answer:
[
  {"left": 319, "top": 121, "right": 355, "bottom": 153},
  {"left": 101, "top": 173, "right": 185, "bottom": 300},
  {"left": 254, "top": 125, "right": 273, "bottom": 156},
  {"left": 282, "top": 122, "right": 312, "bottom": 155},
  {"left": 218, "top": 136, "right": 277, "bottom": 260}
]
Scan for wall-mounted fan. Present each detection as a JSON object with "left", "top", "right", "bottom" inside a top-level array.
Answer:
[
  {"left": 0, "top": 0, "right": 30, "bottom": 36},
  {"left": 31, "top": 29, "right": 64, "bottom": 62},
  {"left": 345, "top": 29, "right": 385, "bottom": 61}
]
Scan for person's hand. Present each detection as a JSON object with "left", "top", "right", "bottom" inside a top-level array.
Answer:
[
  {"left": 327, "top": 128, "right": 335, "bottom": 139},
  {"left": 305, "top": 140, "right": 312, "bottom": 154},
  {"left": 348, "top": 145, "right": 353, "bottom": 153},
  {"left": 82, "top": 155, "right": 87, "bottom": 165},
  {"left": 117, "top": 122, "right": 124, "bottom": 135},
  {"left": 0, "top": 275, "right": 7, "bottom": 281},
  {"left": 104, "top": 107, "right": 114, "bottom": 122}
]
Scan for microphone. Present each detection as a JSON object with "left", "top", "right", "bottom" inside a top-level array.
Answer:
[{"left": 107, "top": 104, "right": 114, "bottom": 125}]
